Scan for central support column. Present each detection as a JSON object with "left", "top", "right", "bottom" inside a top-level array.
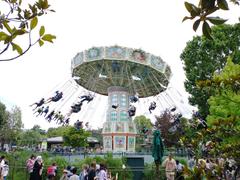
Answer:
[{"left": 102, "top": 86, "right": 137, "bottom": 152}]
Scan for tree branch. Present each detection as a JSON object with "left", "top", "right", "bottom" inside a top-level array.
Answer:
[
  {"left": 0, "top": 43, "right": 10, "bottom": 55},
  {"left": 0, "top": 31, "right": 40, "bottom": 62}
]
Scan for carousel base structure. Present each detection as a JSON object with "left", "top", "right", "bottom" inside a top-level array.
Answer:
[{"left": 102, "top": 86, "right": 137, "bottom": 153}]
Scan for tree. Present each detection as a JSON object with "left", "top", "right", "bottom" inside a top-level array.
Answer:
[
  {"left": 180, "top": 57, "right": 240, "bottom": 166},
  {"left": 32, "top": 124, "right": 46, "bottom": 135},
  {"left": 134, "top": 115, "right": 153, "bottom": 134},
  {"left": 183, "top": 0, "right": 240, "bottom": 39},
  {"left": 47, "top": 126, "right": 68, "bottom": 138},
  {"left": 5, "top": 106, "right": 23, "bottom": 143},
  {"left": 155, "top": 110, "right": 183, "bottom": 147},
  {"left": 17, "top": 129, "right": 42, "bottom": 147},
  {"left": 0, "top": 105, "right": 23, "bottom": 148},
  {"left": 200, "top": 57, "right": 240, "bottom": 161},
  {"left": 133, "top": 115, "right": 153, "bottom": 152},
  {"left": 0, "top": 101, "right": 8, "bottom": 148},
  {"left": 180, "top": 23, "right": 240, "bottom": 118},
  {"left": 63, "top": 127, "right": 91, "bottom": 148},
  {"left": 0, "top": 0, "right": 56, "bottom": 61},
  {"left": 0, "top": 101, "right": 8, "bottom": 127}
]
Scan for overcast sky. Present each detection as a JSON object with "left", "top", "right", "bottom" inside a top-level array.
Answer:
[{"left": 0, "top": 0, "right": 239, "bottom": 130}]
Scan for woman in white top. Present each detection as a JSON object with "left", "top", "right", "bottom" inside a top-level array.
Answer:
[
  {"left": 69, "top": 168, "right": 79, "bottom": 180},
  {"left": 97, "top": 164, "right": 107, "bottom": 180}
]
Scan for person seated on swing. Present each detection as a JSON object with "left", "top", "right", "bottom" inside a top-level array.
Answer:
[
  {"left": 42, "top": 106, "right": 49, "bottom": 117},
  {"left": 130, "top": 92, "right": 139, "bottom": 103},
  {"left": 34, "top": 106, "right": 44, "bottom": 116},
  {"left": 71, "top": 101, "right": 83, "bottom": 113},
  {"left": 85, "top": 122, "right": 89, "bottom": 128},
  {"left": 45, "top": 91, "right": 63, "bottom": 103},
  {"left": 173, "top": 113, "right": 182, "bottom": 125},
  {"left": 30, "top": 98, "right": 45, "bottom": 110},
  {"left": 192, "top": 110, "right": 201, "bottom": 119},
  {"left": 53, "top": 111, "right": 61, "bottom": 120},
  {"left": 170, "top": 106, "right": 177, "bottom": 112},
  {"left": 57, "top": 114, "right": 64, "bottom": 125},
  {"left": 142, "top": 126, "right": 149, "bottom": 134},
  {"left": 112, "top": 104, "right": 118, "bottom": 109},
  {"left": 128, "top": 105, "right": 136, "bottom": 117},
  {"left": 197, "top": 118, "right": 207, "bottom": 129},
  {"left": 142, "top": 126, "right": 149, "bottom": 138},
  {"left": 64, "top": 117, "right": 70, "bottom": 125},
  {"left": 79, "top": 94, "right": 94, "bottom": 103},
  {"left": 46, "top": 110, "right": 55, "bottom": 122},
  {"left": 149, "top": 101, "right": 157, "bottom": 113},
  {"left": 74, "top": 120, "right": 83, "bottom": 130}
]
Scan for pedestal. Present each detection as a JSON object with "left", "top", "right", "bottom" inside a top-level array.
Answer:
[{"left": 102, "top": 86, "right": 137, "bottom": 152}]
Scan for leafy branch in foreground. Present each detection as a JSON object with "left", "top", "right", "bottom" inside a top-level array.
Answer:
[
  {"left": 183, "top": 0, "right": 239, "bottom": 39},
  {"left": 0, "top": 0, "right": 56, "bottom": 62}
]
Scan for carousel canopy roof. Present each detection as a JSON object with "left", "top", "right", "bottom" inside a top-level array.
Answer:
[{"left": 71, "top": 46, "right": 172, "bottom": 97}]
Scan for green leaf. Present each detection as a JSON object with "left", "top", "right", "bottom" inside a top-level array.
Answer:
[
  {"left": 14, "top": 29, "right": 26, "bottom": 35},
  {"left": 3, "top": 21, "right": 12, "bottom": 34},
  {"left": 0, "top": 32, "right": 9, "bottom": 41},
  {"left": 30, "top": 17, "right": 38, "bottom": 30},
  {"left": 193, "top": 19, "right": 201, "bottom": 31},
  {"left": 201, "top": 0, "right": 216, "bottom": 9},
  {"left": 185, "top": 2, "right": 193, "bottom": 13},
  {"left": 202, "top": 21, "right": 213, "bottom": 40},
  {"left": 217, "top": 0, "right": 229, "bottom": 10},
  {"left": 39, "top": 39, "right": 44, "bottom": 47},
  {"left": 39, "top": 26, "right": 45, "bottom": 36},
  {"left": 42, "top": 34, "right": 56, "bottom": 43},
  {"left": 190, "top": 6, "right": 201, "bottom": 17},
  {"left": 207, "top": 17, "right": 228, "bottom": 25},
  {"left": 42, "top": 0, "right": 49, "bottom": 9},
  {"left": 11, "top": 42, "right": 23, "bottom": 54},
  {"left": 184, "top": 2, "right": 200, "bottom": 17}
]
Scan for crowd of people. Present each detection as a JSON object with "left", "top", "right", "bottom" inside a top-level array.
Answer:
[
  {"left": 26, "top": 154, "right": 116, "bottom": 180},
  {"left": 186, "top": 155, "right": 239, "bottom": 180},
  {"left": 161, "top": 153, "right": 240, "bottom": 180},
  {"left": 59, "top": 162, "right": 112, "bottom": 180}
]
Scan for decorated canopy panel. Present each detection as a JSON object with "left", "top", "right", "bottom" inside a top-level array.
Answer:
[{"left": 72, "top": 46, "right": 172, "bottom": 97}]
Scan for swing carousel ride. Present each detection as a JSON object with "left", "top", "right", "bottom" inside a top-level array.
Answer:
[{"left": 31, "top": 45, "right": 193, "bottom": 152}]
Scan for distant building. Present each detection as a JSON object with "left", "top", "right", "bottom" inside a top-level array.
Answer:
[{"left": 41, "top": 136, "right": 100, "bottom": 150}]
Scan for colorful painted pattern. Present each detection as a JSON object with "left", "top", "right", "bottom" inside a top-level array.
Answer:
[
  {"left": 115, "top": 136, "right": 126, "bottom": 149},
  {"left": 150, "top": 55, "right": 165, "bottom": 72},
  {"left": 128, "top": 137, "right": 135, "bottom": 150},
  {"left": 85, "top": 47, "right": 103, "bottom": 61},
  {"left": 106, "top": 46, "right": 126, "bottom": 59}
]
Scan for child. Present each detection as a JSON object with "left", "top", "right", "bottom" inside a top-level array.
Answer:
[{"left": 2, "top": 161, "right": 9, "bottom": 180}]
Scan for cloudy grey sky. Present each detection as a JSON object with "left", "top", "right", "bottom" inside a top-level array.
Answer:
[{"left": 0, "top": 0, "right": 239, "bottom": 129}]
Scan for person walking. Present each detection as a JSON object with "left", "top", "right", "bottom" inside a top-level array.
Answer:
[
  {"left": 69, "top": 167, "right": 79, "bottom": 180},
  {"left": 98, "top": 163, "right": 107, "bottom": 180},
  {"left": 79, "top": 164, "right": 88, "bottom": 180},
  {"left": 60, "top": 169, "right": 69, "bottom": 180},
  {"left": 162, "top": 154, "right": 177, "bottom": 180},
  {"left": 32, "top": 156, "right": 43, "bottom": 180},
  {"left": 176, "top": 160, "right": 184, "bottom": 180},
  {"left": 1, "top": 161, "right": 9, "bottom": 180},
  {"left": 47, "top": 162, "right": 57, "bottom": 180},
  {"left": 88, "top": 162, "right": 96, "bottom": 180},
  {"left": 26, "top": 154, "right": 36, "bottom": 180}
]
